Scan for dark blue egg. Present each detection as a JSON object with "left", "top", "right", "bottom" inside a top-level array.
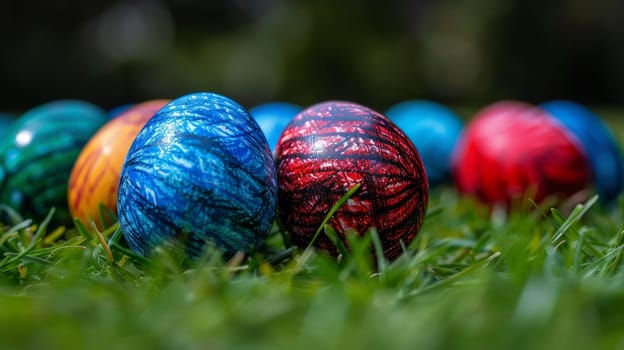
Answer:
[
  {"left": 249, "top": 102, "right": 302, "bottom": 153},
  {"left": 117, "top": 92, "right": 278, "bottom": 258},
  {"left": 385, "top": 100, "right": 463, "bottom": 186},
  {"left": 107, "top": 103, "right": 134, "bottom": 119},
  {"left": 541, "top": 100, "right": 624, "bottom": 203}
]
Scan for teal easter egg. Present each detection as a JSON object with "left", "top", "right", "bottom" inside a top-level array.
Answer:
[
  {"left": 0, "top": 113, "right": 16, "bottom": 138},
  {"left": 0, "top": 100, "right": 107, "bottom": 224},
  {"left": 385, "top": 100, "right": 463, "bottom": 186},
  {"left": 249, "top": 102, "right": 302, "bottom": 153}
]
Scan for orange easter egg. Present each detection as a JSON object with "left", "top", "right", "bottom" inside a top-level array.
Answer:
[{"left": 68, "top": 99, "right": 170, "bottom": 229}]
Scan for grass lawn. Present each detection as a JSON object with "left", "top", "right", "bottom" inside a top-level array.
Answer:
[{"left": 0, "top": 111, "right": 622, "bottom": 350}]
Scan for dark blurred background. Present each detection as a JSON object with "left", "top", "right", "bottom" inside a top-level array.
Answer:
[{"left": 1, "top": 0, "right": 623, "bottom": 112}]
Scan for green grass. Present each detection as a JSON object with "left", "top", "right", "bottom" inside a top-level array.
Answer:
[{"left": 0, "top": 186, "right": 624, "bottom": 350}]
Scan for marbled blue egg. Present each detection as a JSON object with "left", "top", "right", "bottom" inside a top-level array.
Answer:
[
  {"left": 249, "top": 102, "right": 302, "bottom": 153},
  {"left": 541, "top": 100, "right": 624, "bottom": 203},
  {"left": 117, "top": 92, "right": 278, "bottom": 258},
  {"left": 385, "top": 100, "right": 463, "bottom": 186}
]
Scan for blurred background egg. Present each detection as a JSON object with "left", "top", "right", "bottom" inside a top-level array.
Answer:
[
  {"left": 68, "top": 99, "right": 169, "bottom": 229},
  {"left": 452, "top": 101, "right": 591, "bottom": 206},
  {"left": 0, "top": 113, "right": 16, "bottom": 139},
  {"left": 276, "top": 101, "right": 428, "bottom": 260},
  {"left": 107, "top": 103, "right": 135, "bottom": 119},
  {"left": 249, "top": 102, "right": 302, "bottom": 153},
  {"left": 0, "top": 100, "right": 107, "bottom": 224},
  {"left": 541, "top": 100, "right": 624, "bottom": 204},
  {"left": 117, "top": 92, "right": 277, "bottom": 258},
  {"left": 385, "top": 100, "right": 463, "bottom": 187}
]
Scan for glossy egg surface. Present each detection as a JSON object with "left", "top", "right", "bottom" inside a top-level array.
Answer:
[
  {"left": 276, "top": 101, "right": 428, "bottom": 260},
  {"left": 117, "top": 92, "right": 277, "bottom": 258},
  {"left": 453, "top": 101, "right": 591, "bottom": 205}
]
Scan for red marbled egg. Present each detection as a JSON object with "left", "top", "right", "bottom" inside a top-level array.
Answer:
[
  {"left": 452, "top": 101, "right": 592, "bottom": 205},
  {"left": 275, "top": 101, "right": 428, "bottom": 260}
]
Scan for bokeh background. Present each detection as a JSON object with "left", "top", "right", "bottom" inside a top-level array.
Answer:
[{"left": 2, "top": 0, "right": 624, "bottom": 112}]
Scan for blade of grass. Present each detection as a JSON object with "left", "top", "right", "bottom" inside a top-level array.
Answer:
[
  {"left": 323, "top": 224, "right": 349, "bottom": 258},
  {"left": 292, "top": 183, "right": 362, "bottom": 272},
  {"left": 607, "top": 229, "right": 624, "bottom": 276},
  {"left": 43, "top": 226, "right": 66, "bottom": 246},
  {"left": 266, "top": 246, "right": 298, "bottom": 265},
  {"left": 0, "top": 239, "right": 43, "bottom": 272},
  {"left": 73, "top": 218, "right": 92, "bottom": 239},
  {"left": 572, "top": 227, "right": 586, "bottom": 274},
  {"left": 109, "top": 243, "right": 151, "bottom": 266},
  {"left": 403, "top": 252, "right": 500, "bottom": 298},
  {"left": 98, "top": 202, "right": 117, "bottom": 231},
  {"left": 27, "top": 207, "right": 55, "bottom": 249},
  {"left": 3, "top": 253, "right": 52, "bottom": 266},
  {"left": 550, "top": 195, "right": 598, "bottom": 243},
  {"left": 0, "top": 220, "right": 32, "bottom": 250},
  {"left": 0, "top": 204, "right": 24, "bottom": 226},
  {"left": 90, "top": 221, "right": 114, "bottom": 263},
  {"left": 107, "top": 224, "right": 124, "bottom": 246},
  {"left": 368, "top": 227, "right": 387, "bottom": 273},
  {"left": 305, "top": 183, "right": 361, "bottom": 250}
]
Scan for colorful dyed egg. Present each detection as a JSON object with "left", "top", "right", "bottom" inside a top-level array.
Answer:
[
  {"left": 0, "top": 100, "right": 107, "bottom": 224},
  {"left": 276, "top": 101, "right": 428, "bottom": 260},
  {"left": 68, "top": 100, "right": 169, "bottom": 229},
  {"left": 452, "top": 101, "right": 591, "bottom": 205},
  {"left": 117, "top": 92, "right": 277, "bottom": 258},
  {"left": 385, "top": 100, "right": 463, "bottom": 186},
  {"left": 249, "top": 102, "right": 302, "bottom": 153},
  {"left": 541, "top": 100, "right": 624, "bottom": 203}
]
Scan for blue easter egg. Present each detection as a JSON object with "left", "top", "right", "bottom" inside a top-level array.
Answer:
[
  {"left": 541, "top": 100, "right": 624, "bottom": 203},
  {"left": 118, "top": 92, "right": 278, "bottom": 258},
  {"left": 385, "top": 100, "right": 463, "bottom": 186},
  {"left": 249, "top": 102, "right": 302, "bottom": 153},
  {"left": 107, "top": 103, "right": 135, "bottom": 119}
]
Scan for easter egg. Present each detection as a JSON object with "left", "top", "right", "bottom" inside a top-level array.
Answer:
[
  {"left": 541, "top": 100, "right": 624, "bottom": 203},
  {"left": 117, "top": 92, "right": 277, "bottom": 258},
  {"left": 107, "top": 103, "right": 135, "bottom": 119},
  {"left": 276, "top": 101, "right": 428, "bottom": 260},
  {"left": 0, "top": 113, "right": 15, "bottom": 138},
  {"left": 0, "top": 100, "right": 107, "bottom": 224},
  {"left": 249, "top": 102, "right": 302, "bottom": 153},
  {"left": 68, "top": 100, "right": 169, "bottom": 229},
  {"left": 385, "top": 100, "right": 463, "bottom": 186},
  {"left": 452, "top": 101, "right": 591, "bottom": 205}
]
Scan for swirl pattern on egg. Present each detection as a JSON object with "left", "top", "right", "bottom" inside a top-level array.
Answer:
[
  {"left": 276, "top": 101, "right": 428, "bottom": 260},
  {"left": 117, "top": 92, "right": 277, "bottom": 258}
]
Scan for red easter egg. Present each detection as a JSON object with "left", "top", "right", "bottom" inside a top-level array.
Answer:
[
  {"left": 452, "top": 101, "right": 591, "bottom": 205},
  {"left": 276, "top": 101, "right": 428, "bottom": 260}
]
